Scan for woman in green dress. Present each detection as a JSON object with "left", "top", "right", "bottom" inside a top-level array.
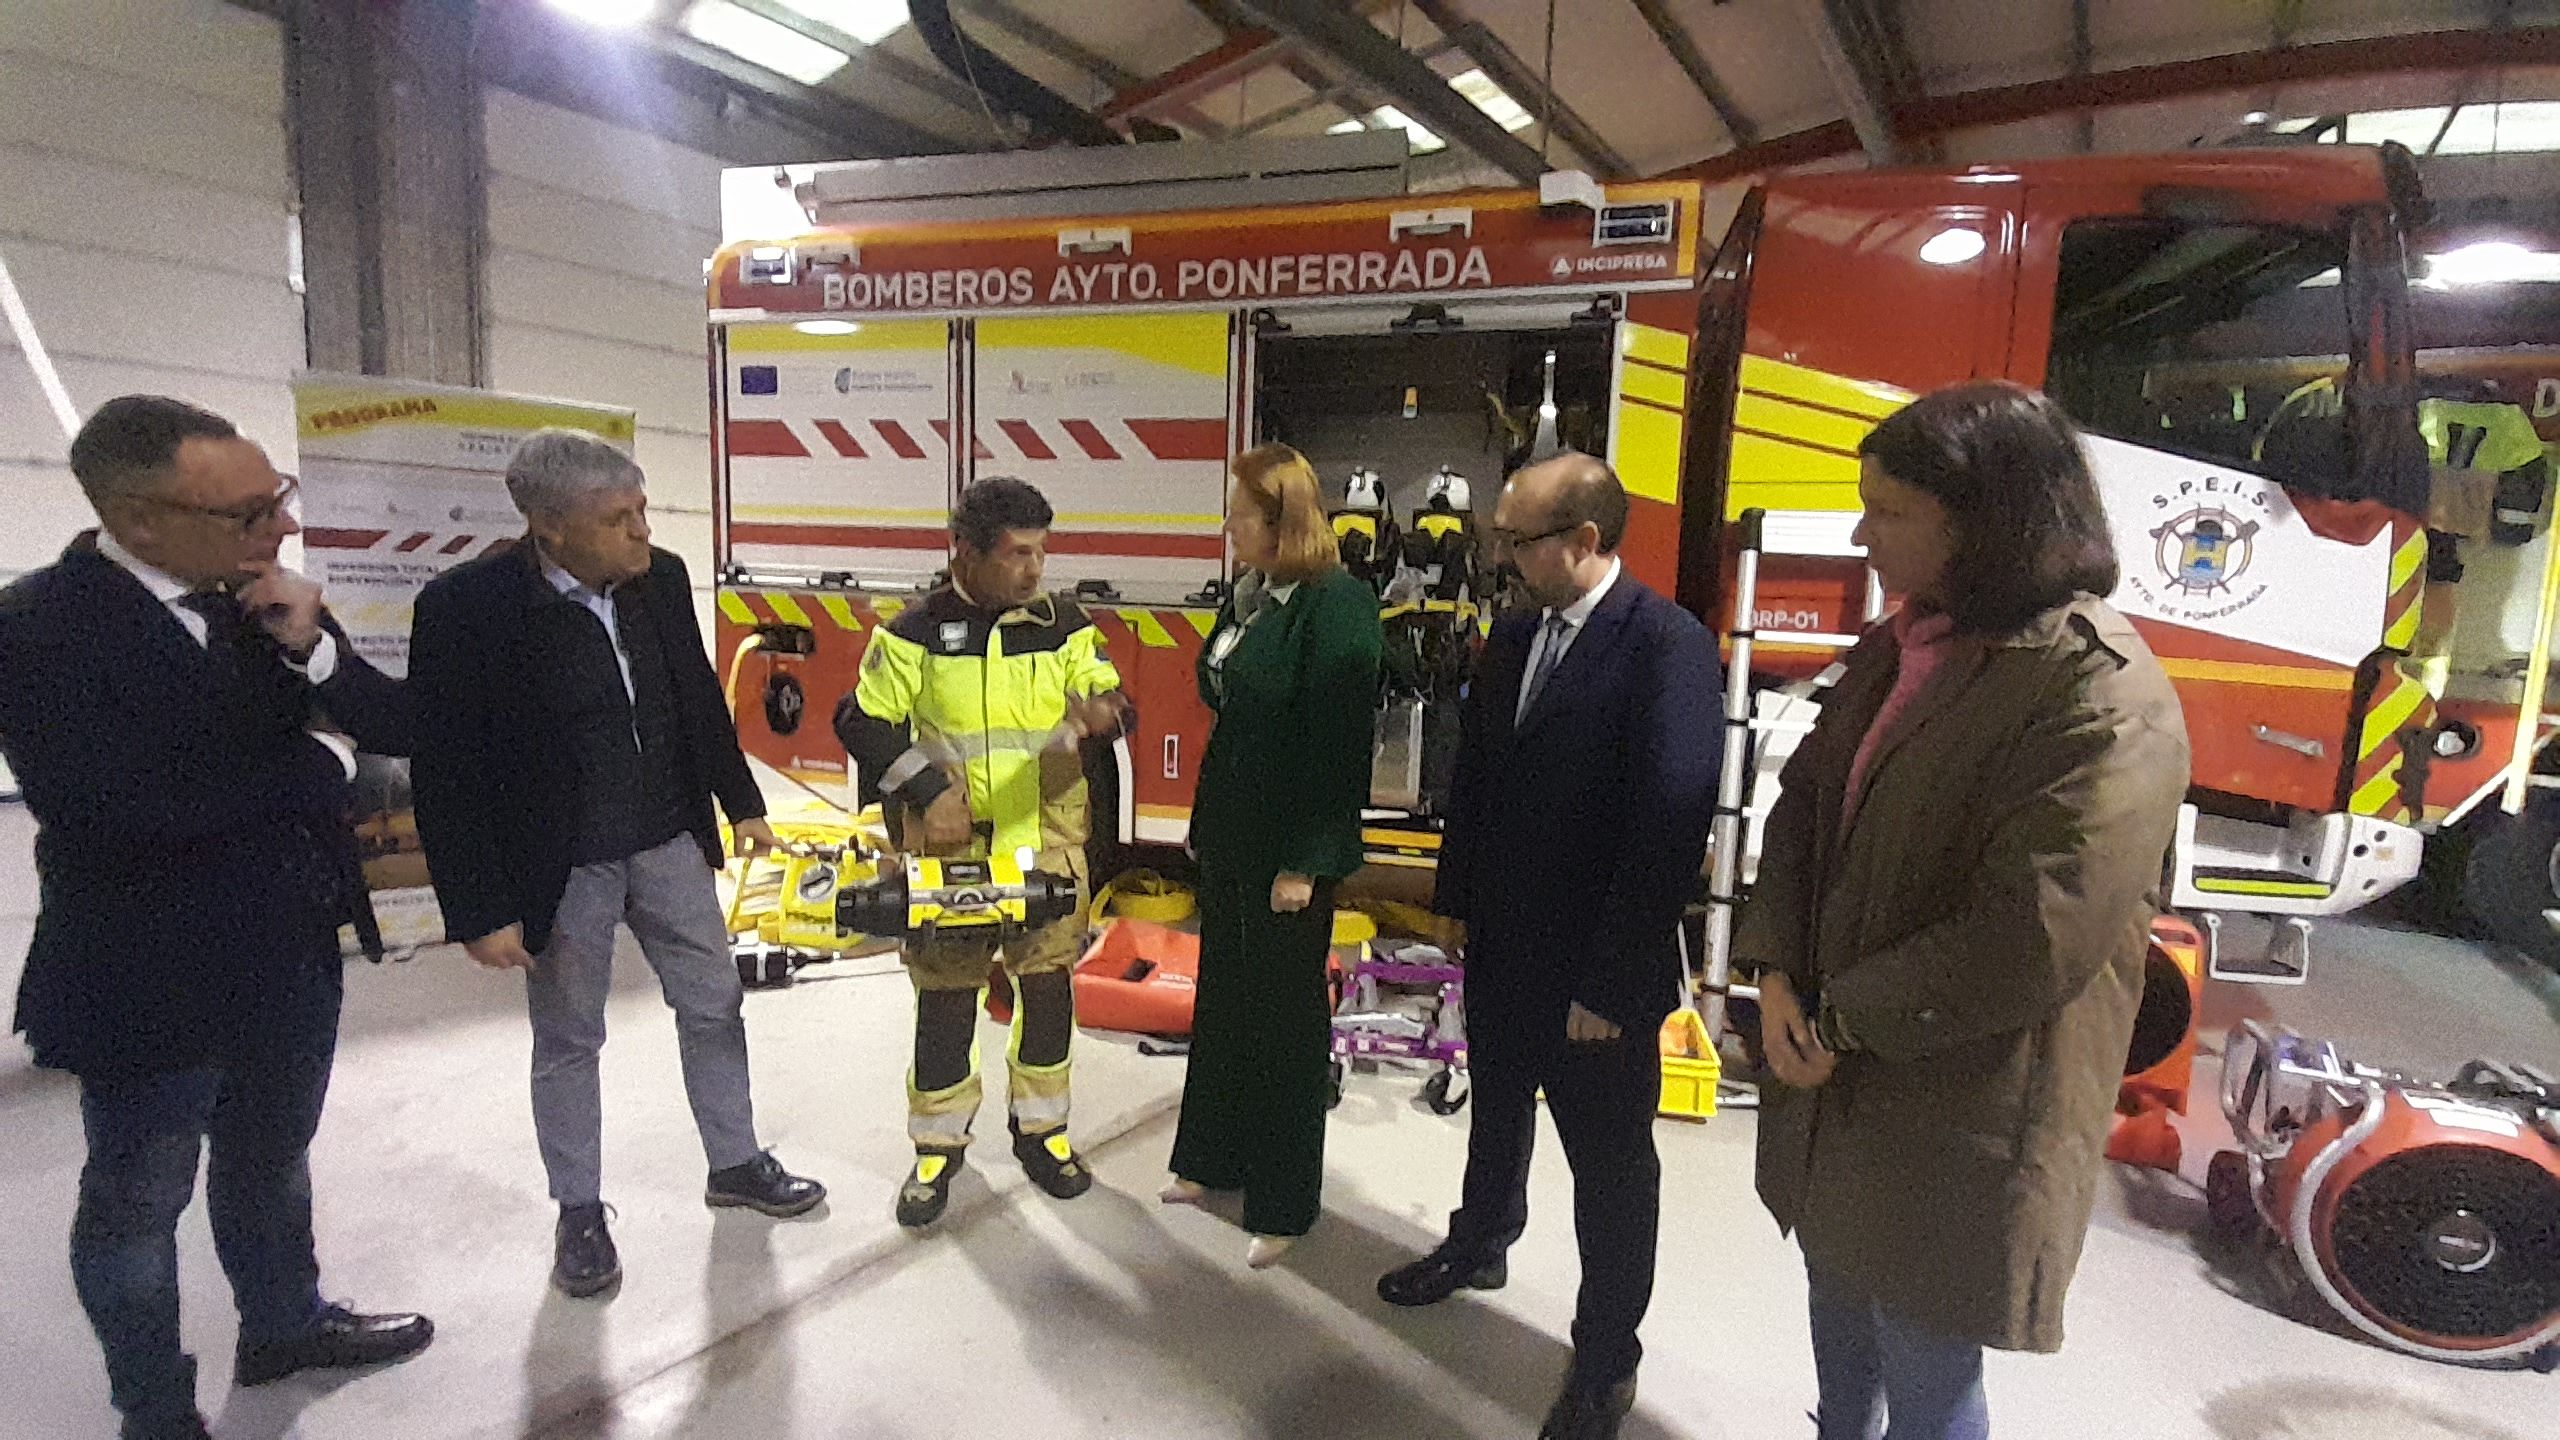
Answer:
[{"left": 1162, "top": 442, "right": 1383, "bottom": 1267}]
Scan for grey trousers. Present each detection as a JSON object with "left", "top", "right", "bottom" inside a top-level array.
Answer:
[{"left": 528, "top": 834, "right": 761, "bottom": 1205}]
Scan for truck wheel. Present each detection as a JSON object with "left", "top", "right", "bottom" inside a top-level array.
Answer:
[{"left": 2459, "top": 801, "right": 2560, "bottom": 969}]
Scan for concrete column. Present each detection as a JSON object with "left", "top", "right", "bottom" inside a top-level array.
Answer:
[{"left": 285, "top": 0, "right": 483, "bottom": 385}]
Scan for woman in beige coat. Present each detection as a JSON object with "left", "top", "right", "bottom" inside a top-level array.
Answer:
[{"left": 1738, "top": 381, "right": 2189, "bottom": 1439}]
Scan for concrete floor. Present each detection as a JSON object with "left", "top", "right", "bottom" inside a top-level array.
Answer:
[{"left": 0, "top": 798, "right": 2555, "bottom": 1440}]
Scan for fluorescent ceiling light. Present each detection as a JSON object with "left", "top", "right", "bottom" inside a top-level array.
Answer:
[
  {"left": 1370, "top": 106, "right": 1445, "bottom": 153},
  {"left": 545, "top": 0, "right": 655, "bottom": 26},
  {"left": 1327, "top": 107, "right": 1445, "bottom": 153},
  {"left": 681, "top": 0, "right": 849, "bottom": 85},
  {"left": 1450, "top": 68, "right": 1535, "bottom": 132},
  {"left": 768, "top": 0, "right": 907, "bottom": 46},
  {"left": 794, "top": 319, "right": 863, "bottom": 335},
  {"left": 1917, "top": 227, "right": 1986, "bottom": 265}
]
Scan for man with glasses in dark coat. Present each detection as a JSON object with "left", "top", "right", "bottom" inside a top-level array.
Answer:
[{"left": 0, "top": 396, "right": 433, "bottom": 1440}]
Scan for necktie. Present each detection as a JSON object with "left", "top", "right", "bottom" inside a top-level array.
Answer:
[
  {"left": 1518, "top": 613, "right": 1572, "bottom": 721},
  {"left": 177, "top": 587, "right": 246, "bottom": 670}
]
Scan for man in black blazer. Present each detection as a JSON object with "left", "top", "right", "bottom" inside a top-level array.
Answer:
[
  {"left": 409, "top": 428, "right": 821, "bottom": 1301},
  {"left": 0, "top": 397, "right": 433, "bottom": 1440},
  {"left": 1377, "top": 454, "right": 1721, "bottom": 1440}
]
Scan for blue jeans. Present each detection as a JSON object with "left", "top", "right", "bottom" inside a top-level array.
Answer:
[
  {"left": 1807, "top": 1264, "right": 1989, "bottom": 1440},
  {"left": 71, "top": 1001, "right": 337, "bottom": 1425}
]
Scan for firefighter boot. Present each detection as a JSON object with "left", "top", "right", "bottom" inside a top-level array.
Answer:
[
  {"left": 1011, "top": 1120, "right": 1093, "bottom": 1200},
  {"left": 896, "top": 1147, "right": 966, "bottom": 1228},
  {"left": 1006, "top": 969, "right": 1086, "bottom": 1197},
  {"left": 900, "top": 986, "right": 984, "bottom": 1227}
]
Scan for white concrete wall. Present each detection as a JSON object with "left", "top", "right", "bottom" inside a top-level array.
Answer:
[
  {"left": 481, "top": 90, "right": 726, "bottom": 628},
  {"left": 0, "top": 0, "right": 301, "bottom": 586}
]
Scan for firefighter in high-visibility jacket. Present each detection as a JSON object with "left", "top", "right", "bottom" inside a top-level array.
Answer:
[{"left": 834, "top": 477, "right": 1131, "bottom": 1227}]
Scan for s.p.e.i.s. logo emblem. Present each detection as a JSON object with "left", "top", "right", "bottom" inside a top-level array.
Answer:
[
  {"left": 2151, "top": 505, "right": 2261, "bottom": 596},
  {"left": 2120, "top": 471, "right": 2276, "bottom": 624}
]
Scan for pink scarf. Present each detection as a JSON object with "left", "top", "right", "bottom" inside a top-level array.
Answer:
[{"left": 1843, "top": 609, "right": 1957, "bottom": 827}]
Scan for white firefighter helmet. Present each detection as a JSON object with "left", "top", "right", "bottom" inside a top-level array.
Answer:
[
  {"left": 1426, "top": 466, "right": 1473, "bottom": 511},
  {"left": 1343, "top": 466, "right": 1385, "bottom": 510}
]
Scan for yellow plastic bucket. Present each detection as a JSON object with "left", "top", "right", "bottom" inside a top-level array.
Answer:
[{"left": 1657, "top": 1007, "right": 1720, "bottom": 1120}]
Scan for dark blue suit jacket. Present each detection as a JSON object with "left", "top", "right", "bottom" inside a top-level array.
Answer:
[
  {"left": 0, "top": 534, "right": 411, "bottom": 1078},
  {"left": 1432, "top": 569, "right": 1722, "bottom": 1055}
]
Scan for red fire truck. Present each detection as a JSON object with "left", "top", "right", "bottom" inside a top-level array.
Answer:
[{"left": 706, "top": 137, "right": 2557, "bottom": 978}]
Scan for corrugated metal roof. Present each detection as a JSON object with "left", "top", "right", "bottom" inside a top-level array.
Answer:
[{"left": 618, "top": 0, "right": 2560, "bottom": 179}]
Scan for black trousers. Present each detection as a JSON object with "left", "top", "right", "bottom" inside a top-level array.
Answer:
[
  {"left": 1447, "top": 1027, "right": 1662, "bottom": 1385},
  {"left": 1170, "top": 870, "right": 1336, "bottom": 1236}
]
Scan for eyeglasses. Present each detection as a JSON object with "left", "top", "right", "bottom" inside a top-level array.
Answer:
[
  {"left": 1486, "top": 518, "right": 1583, "bottom": 552},
  {"left": 141, "top": 477, "right": 299, "bottom": 533}
]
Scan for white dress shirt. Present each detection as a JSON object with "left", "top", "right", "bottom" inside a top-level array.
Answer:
[
  {"left": 1516, "top": 555, "right": 1621, "bottom": 723},
  {"left": 96, "top": 530, "right": 337, "bottom": 682},
  {"left": 542, "top": 553, "right": 636, "bottom": 703}
]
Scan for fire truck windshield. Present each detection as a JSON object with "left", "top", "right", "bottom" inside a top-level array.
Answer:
[{"left": 2046, "top": 218, "right": 2356, "bottom": 495}]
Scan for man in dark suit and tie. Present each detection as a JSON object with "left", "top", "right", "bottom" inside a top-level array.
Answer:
[
  {"left": 408, "top": 428, "right": 822, "bottom": 1301},
  {"left": 1376, "top": 453, "right": 1721, "bottom": 1440},
  {"left": 0, "top": 396, "right": 434, "bottom": 1440}
]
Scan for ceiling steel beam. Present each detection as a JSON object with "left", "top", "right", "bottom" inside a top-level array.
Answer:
[
  {"left": 1100, "top": 26, "right": 1291, "bottom": 121},
  {"left": 1231, "top": 36, "right": 1466, "bottom": 138},
  {"left": 1661, "top": 23, "right": 2560, "bottom": 181},
  {"left": 2273, "top": 0, "right": 2307, "bottom": 49},
  {"left": 1110, "top": 0, "right": 1417, "bottom": 136},
  {"left": 1624, "top": 0, "right": 1758, "bottom": 147},
  {"left": 1186, "top": 0, "right": 1350, "bottom": 101},
  {"left": 1406, "top": 0, "right": 1633, "bottom": 178},
  {"left": 652, "top": 29, "right": 960, "bottom": 154},
  {"left": 1225, "top": 0, "right": 1549, "bottom": 182},
  {"left": 956, "top": 0, "right": 1142, "bottom": 91},
  {"left": 1845, "top": 0, "right": 1927, "bottom": 104},
  {"left": 1790, "top": 0, "right": 1901, "bottom": 163},
  {"left": 1907, "top": 22, "right": 2560, "bottom": 135},
  {"left": 950, "top": 0, "right": 1231, "bottom": 136},
  {"left": 725, "top": 0, "right": 985, "bottom": 118}
]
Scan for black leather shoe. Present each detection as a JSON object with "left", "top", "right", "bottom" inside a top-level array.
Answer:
[
  {"left": 120, "top": 1413, "right": 211, "bottom": 1440},
  {"left": 1011, "top": 1123, "right": 1094, "bottom": 1200},
  {"left": 233, "top": 1303, "right": 435, "bottom": 1386},
  {"left": 553, "top": 1203, "right": 622, "bottom": 1298},
  {"left": 707, "top": 1151, "right": 827, "bottom": 1217},
  {"left": 1376, "top": 1247, "right": 1508, "bottom": 1307},
  {"left": 1537, "top": 1369, "right": 1637, "bottom": 1440}
]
